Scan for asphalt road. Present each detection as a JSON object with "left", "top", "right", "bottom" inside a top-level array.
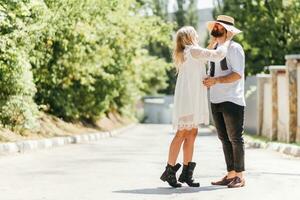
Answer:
[{"left": 0, "top": 124, "right": 299, "bottom": 200}]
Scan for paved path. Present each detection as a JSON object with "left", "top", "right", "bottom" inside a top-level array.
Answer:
[{"left": 0, "top": 124, "right": 299, "bottom": 200}]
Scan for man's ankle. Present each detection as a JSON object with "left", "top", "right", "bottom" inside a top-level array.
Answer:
[
  {"left": 236, "top": 172, "right": 243, "bottom": 179},
  {"left": 227, "top": 171, "right": 236, "bottom": 179}
]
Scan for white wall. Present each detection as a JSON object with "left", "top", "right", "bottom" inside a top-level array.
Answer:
[
  {"left": 143, "top": 96, "right": 174, "bottom": 124},
  {"left": 244, "top": 76, "right": 258, "bottom": 134},
  {"left": 196, "top": 8, "right": 214, "bottom": 45}
]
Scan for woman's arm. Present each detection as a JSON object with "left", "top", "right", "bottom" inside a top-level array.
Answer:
[
  {"left": 190, "top": 41, "right": 230, "bottom": 62},
  {"left": 191, "top": 32, "right": 233, "bottom": 62}
]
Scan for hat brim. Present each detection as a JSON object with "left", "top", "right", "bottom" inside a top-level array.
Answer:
[{"left": 207, "top": 21, "right": 242, "bottom": 36}]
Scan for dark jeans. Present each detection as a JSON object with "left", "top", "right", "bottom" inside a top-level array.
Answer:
[{"left": 211, "top": 101, "right": 245, "bottom": 172}]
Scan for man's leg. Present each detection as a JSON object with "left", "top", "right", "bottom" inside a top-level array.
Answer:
[
  {"left": 222, "top": 102, "right": 245, "bottom": 173},
  {"left": 222, "top": 102, "right": 245, "bottom": 187},
  {"left": 211, "top": 103, "right": 238, "bottom": 186},
  {"left": 211, "top": 103, "right": 235, "bottom": 173}
]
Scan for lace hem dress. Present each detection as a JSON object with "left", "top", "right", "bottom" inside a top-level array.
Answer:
[{"left": 172, "top": 43, "right": 228, "bottom": 131}]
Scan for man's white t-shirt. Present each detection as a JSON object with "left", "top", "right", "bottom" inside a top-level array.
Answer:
[{"left": 209, "top": 41, "right": 246, "bottom": 106}]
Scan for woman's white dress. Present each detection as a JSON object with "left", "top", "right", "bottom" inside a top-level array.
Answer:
[{"left": 172, "top": 44, "right": 228, "bottom": 131}]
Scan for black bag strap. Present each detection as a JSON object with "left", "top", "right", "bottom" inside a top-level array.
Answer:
[
  {"left": 210, "top": 44, "right": 229, "bottom": 77},
  {"left": 209, "top": 45, "right": 218, "bottom": 77}
]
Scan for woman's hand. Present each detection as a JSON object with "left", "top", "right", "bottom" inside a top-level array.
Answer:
[
  {"left": 207, "top": 36, "right": 217, "bottom": 49},
  {"left": 221, "top": 31, "right": 233, "bottom": 48},
  {"left": 226, "top": 31, "right": 234, "bottom": 41}
]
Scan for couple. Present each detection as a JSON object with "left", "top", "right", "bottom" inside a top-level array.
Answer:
[{"left": 160, "top": 15, "right": 246, "bottom": 189}]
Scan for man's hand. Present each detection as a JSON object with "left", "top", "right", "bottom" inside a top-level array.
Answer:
[
  {"left": 203, "top": 72, "right": 242, "bottom": 88},
  {"left": 203, "top": 77, "right": 218, "bottom": 88}
]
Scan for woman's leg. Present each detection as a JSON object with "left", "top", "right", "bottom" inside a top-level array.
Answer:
[
  {"left": 179, "top": 128, "right": 200, "bottom": 187},
  {"left": 183, "top": 128, "right": 198, "bottom": 165},
  {"left": 167, "top": 130, "right": 186, "bottom": 166},
  {"left": 161, "top": 129, "right": 185, "bottom": 188}
]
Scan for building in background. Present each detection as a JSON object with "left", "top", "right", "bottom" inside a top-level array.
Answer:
[
  {"left": 167, "top": 0, "right": 214, "bottom": 45},
  {"left": 196, "top": 7, "right": 214, "bottom": 45}
]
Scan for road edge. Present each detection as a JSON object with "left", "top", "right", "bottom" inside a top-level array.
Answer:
[
  {"left": 209, "top": 126, "right": 300, "bottom": 157},
  {"left": 0, "top": 123, "right": 137, "bottom": 154}
]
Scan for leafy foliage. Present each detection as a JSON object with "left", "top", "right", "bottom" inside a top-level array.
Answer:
[
  {"left": 214, "top": 0, "right": 300, "bottom": 75},
  {"left": 140, "top": 0, "right": 200, "bottom": 94},
  {"left": 0, "top": 0, "right": 40, "bottom": 131},
  {"left": 0, "top": 0, "right": 173, "bottom": 130}
]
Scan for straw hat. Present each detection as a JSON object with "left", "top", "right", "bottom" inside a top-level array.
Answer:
[{"left": 207, "top": 15, "right": 242, "bottom": 35}]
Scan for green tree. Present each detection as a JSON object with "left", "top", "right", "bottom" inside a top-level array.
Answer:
[
  {"left": 175, "top": 0, "right": 198, "bottom": 28},
  {"left": 30, "top": 0, "right": 173, "bottom": 121},
  {"left": 0, "top": 0, "right": 41, "bottom": 131},
  {"left": 0, "top": 0, "right": 173, "bottom": 131},
  {"left": 141, "top": 0, "right": 200, "bottom": 94},
  {"left": 214, "top": 0, "right": 300, "bottom": 75}
]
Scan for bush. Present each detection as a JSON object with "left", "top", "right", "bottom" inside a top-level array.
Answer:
[
  {"left": 0, "top": 0, "right": 40, "bottom": 131},
  {"left": 0, "top": 0, "right": 173, "bottom": 130},
  {"left": 30, "top": 0, "right": 173, "bottom": 121}
]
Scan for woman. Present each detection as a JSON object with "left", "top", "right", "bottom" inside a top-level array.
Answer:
[{"left": 160, "top": 26, "right": 232, "bottom": 188}]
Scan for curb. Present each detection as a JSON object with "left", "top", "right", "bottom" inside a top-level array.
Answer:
[
  {"left": 0, "top": 123, "right": 137, "bottom": 154},
  {"left": 244, "top": 136, "right": 300, "bottom": 157},
  {"left": 209, "top": 126, "right": 300, "bottom": 157}
]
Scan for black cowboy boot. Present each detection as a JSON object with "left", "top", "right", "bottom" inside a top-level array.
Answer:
[
  {"left": 178, "top": 162, "right": 200, "bottom": 187},
  {"left": 160, "top": 163, "right": 182, "bottom": 188}
]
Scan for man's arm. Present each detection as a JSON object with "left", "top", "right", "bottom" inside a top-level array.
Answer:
[{"left": 203, "top": 72, "right": 241, "bottom": 87}]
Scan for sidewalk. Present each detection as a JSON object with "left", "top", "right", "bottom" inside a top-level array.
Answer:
[
  {"left": 209, "top": 126, "right": 300, "bottom": 157},
  {"left": 0, "top": 124, "right": 136, "bottom": 155},
  {"left": 2, "top": 123, "right": 300, "bottom": 158},
  {"left": 244, "top": 136, "right": 300, "bottom": 157}
]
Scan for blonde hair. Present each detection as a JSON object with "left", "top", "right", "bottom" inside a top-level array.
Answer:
[{"left": 173, "top": 26, "right": 199, "bottom": 72}]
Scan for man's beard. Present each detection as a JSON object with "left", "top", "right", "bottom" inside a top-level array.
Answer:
[{"left": 211, "top": 29, "right": 225, "bottom": 37}]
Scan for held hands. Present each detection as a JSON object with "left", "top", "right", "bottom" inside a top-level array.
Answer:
[{"left": 203, "top": 76, "right": 218, "bottom": 88}]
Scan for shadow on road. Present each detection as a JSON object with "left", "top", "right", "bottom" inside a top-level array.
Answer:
[
  {"left": 250, "top": 171, "right": 300, "bottom": 177},
  {"left": 113, "top": 185, "right": 226, "bottom": 195}
]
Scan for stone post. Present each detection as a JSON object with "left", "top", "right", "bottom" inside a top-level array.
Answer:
[
  {"left": 256, "top": 74, "right": 272, "bottom": 137},
  {"left": 286, "top": 55, "right": 300, "bottom": 143},
  {"left": 269, "top": 66, "right": 286, "bottom": 141}
]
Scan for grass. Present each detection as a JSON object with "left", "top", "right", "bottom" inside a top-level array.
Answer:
[
  {"left": 0, "top": 112, "right": 133, "bottom": 143},
  {"left": 245, "top": 132, "right": 300, "bottom": 147},
  {"left": 244, "top": 132, "right": 270, "bottom": 143},
  {"left": 294, "top": 142, "right": 300, "bottom": 147}
]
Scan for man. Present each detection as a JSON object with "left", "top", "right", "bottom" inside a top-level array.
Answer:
[{"left": 203, "top": 15, "right": 246, "bottom": 188}]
